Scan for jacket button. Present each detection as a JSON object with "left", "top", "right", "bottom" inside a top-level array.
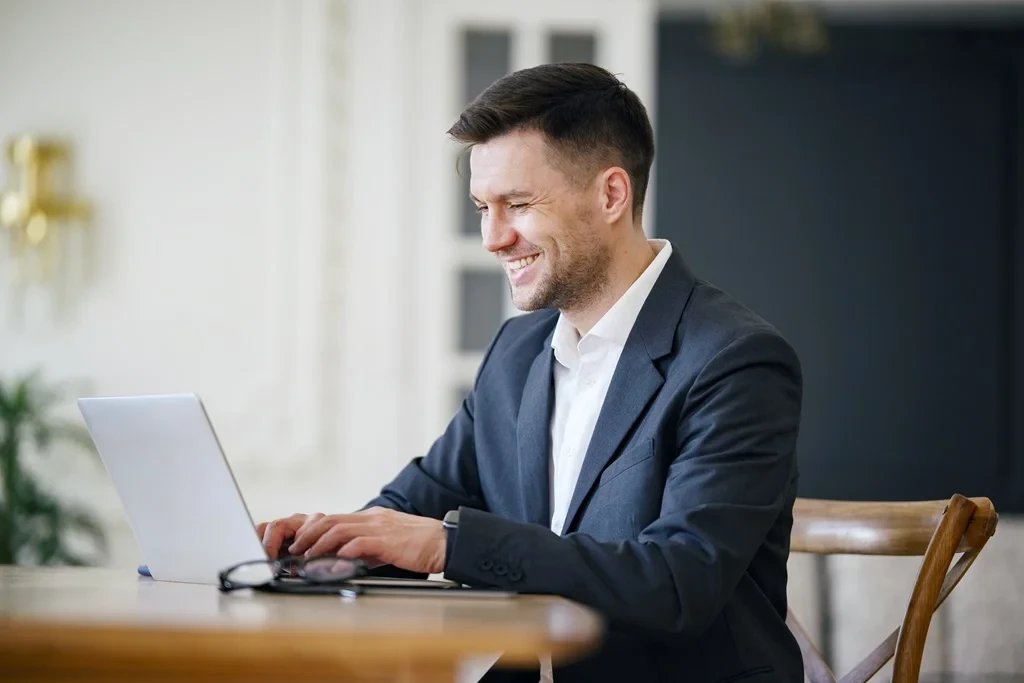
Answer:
[
  {"left": 507, "top": 569, "right": 523, "bottom": 582},
  {"left": 493, "top": 563, "right": 507, "bottom": 576},
  {"left": 478, "top": 558, "right": 493, "bottom": 571}
]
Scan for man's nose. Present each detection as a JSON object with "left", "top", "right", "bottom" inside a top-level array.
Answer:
[{"left": 481, "top": 212, "right": 517, "bottom": 254}]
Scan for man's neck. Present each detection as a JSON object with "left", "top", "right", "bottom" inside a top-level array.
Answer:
[{"left": 563, "top": 237, "right": 657, "bottom": 337}]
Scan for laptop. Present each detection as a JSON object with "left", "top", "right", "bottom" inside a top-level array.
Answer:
[
  {"left": 78, "top": 393, "right": 274, "bottom": 585},
  {"left": 78, "top": 393, "right": 517, "bottom": 597}
]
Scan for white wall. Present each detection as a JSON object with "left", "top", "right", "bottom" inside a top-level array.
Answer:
[
  {"left": 0, "top": 0, "right": 649, "bottom": 572},
  {"left": 0, "top": 0, "right": 420, "bottom": 568}
]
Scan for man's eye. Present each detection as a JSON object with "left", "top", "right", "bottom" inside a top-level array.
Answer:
[
  {"left": 509, "top": 203, "right": 528, "bottom": 211},
  {"left": 475, "top": 205, "right": 488, "bottom": 214}
]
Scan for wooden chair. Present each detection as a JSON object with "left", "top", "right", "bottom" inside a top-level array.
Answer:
[{"left": 787, "top": 494, "right": 999, "bottom": 683}]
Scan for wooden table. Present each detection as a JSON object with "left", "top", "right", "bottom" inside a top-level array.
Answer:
[{"left": 0, "top": 567, "right": 603, "bottom": 682}]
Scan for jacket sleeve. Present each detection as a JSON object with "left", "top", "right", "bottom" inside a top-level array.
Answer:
[
  {"left": 442, "top": 331, "right": 802, "bottom": 638},
  {"left": 363, "top": 318, "right": 513, "bottom": 520}
]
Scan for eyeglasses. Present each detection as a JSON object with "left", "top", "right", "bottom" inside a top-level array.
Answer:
[{"left": 218, "top": 555, "right": 369, "bottom": 593}]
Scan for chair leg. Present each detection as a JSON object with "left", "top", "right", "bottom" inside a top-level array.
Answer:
[{"left": 787, "top": 609, "right": 837, "bottom": 683}]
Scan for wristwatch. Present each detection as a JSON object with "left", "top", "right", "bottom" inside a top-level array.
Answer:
[
  {"left": 441, "top": 509, "right": 459, "bottom": 569},
  {"left": 442, "top": 509, "right": 460, "bottom": 530}
]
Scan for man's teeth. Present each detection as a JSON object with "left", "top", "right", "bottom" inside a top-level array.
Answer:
[{"left": 509, "top": 255, "right": 538, "bottom": 271}]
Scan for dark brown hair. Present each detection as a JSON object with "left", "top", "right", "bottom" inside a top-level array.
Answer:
[{"left": 447, "top": 63, "right": 655, "bottom": 219}]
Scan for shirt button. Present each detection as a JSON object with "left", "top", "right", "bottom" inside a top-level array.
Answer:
[
  {"left": 478, "top": 558, "right": 493, "bottom": 571},
  {"left": 582, "top": 376, "right": 595, "bottom": 388},
  {"left": 494, "top": 564, "right": 508, "bottom": 577}
]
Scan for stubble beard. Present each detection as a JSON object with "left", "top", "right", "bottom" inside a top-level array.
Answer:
[{"left": 510, "top": 218, "right": 611, "bottom": 315}]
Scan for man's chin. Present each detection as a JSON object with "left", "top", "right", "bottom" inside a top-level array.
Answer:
[{"left": 509, "top": 287, "right": 548, "bottom": 313}]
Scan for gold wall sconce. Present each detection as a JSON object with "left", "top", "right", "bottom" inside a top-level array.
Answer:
[{"left": 1, "top": 135, "right": 90, "bottom": 283}]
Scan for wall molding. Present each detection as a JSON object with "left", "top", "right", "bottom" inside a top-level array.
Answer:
[{"left": 232, "top": 0, "right": 349, "bottom": 476}]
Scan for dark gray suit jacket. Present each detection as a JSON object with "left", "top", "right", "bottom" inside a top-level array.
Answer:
[{"left": 367, "top": 247, "right": 804, "bottom": 683}]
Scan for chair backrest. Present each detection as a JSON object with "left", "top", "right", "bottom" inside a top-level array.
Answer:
[{"left": 787, "top": 494, "right": 998, "bottom": 683}]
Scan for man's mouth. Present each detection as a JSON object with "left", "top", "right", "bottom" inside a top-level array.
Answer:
[
  {"left": 504, "top": 253, "right": 541, "bottom": 285},
  {"left": 507, "top": 254, "right": 538, "bottom": 271}
]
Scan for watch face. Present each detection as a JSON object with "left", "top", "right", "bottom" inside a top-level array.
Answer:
[{"left": 443, "top": 510, "right": 459, "bottom": 528}]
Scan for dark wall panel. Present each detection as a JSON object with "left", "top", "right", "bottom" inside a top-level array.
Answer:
[{"left": 655, "top": 23, "right": 1023, "bottom": 509}]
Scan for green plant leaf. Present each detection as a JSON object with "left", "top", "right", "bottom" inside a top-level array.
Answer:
[
  {"left": 32, "top": 422, "right": 53, "bottom": 453},
  {"left": 64, "top": 508, "right": 108, "bottom": 554},
  {"left": 45, "top": 421, "right": 99, "bottom": 461},
  {"left": 35, "top": 520, "right": 62, "bottom": 565},
  {"left": 18, "top": 474, "right": 61, "bottom": 514},
  {"left": 0, "top": 371, "right": 107, "bottom": 567},
  {"left": 0, "top": 382, "right": 22, "bottom": 424},
  {"left": 12, "top": 374, "right": 33, "bottom": 414},
  {"left": 25, "top": 372, "right": 62, "bottom": 414},
  {"left": 11, "top": 455, "right": 104, "bottom": 564}
]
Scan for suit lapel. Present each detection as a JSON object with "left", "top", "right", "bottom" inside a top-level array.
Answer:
[
  {"left": 560, "top": 345, "right": 663, "bottom": 534},
  {"left": 561, "top": 247, "right": 697, "bottom": 534},
  {"left": 517, "top": 344, "right": 554, "bottom": 526}
]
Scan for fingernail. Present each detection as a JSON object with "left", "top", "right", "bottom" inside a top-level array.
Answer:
[{"left": 287, "top": 544, "right": 297, "bottom": 554}]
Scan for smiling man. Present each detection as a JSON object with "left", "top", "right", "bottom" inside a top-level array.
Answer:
[{"left": 259, "top": 63, "right": 804, "bottom": 683}]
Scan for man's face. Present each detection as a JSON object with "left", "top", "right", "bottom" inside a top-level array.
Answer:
[{"left": 469, "top": 129, "right": 611, "bottom": 313}]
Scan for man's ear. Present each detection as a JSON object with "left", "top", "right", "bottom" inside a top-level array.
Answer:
[{"left": 597, "top": 166, "right": 631, "bottom": 224}]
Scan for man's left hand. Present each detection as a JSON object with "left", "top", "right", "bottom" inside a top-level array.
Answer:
[{"left": 286, "top": 507, "right": 447, "bottom": 575}]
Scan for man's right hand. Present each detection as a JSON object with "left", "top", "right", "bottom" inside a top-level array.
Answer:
[{"left": 256, "top": 512, "right": 325, "bottom": 560}]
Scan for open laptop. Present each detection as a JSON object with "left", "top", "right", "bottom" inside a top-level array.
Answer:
[
  {"left": 78, "top": 393, "right": 274, "bottom": 585},
  {"left": 78, "top": 393, "right": 517, "bottom": 597}
]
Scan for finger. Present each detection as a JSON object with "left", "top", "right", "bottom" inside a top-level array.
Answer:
[
  {"left": 303, "top": 523, "right": 361, "bottom": 558},
  {"left": 264, "top": 519, "right": 298, "bottom": 560},
  {"left": 263, "top": 514, "right": 304, "bottom": 560},
  {"left": 262, "top": 522, "right": 284, "bottom": 560},
  {"left": 304, "top": 523, "right": 368, "bottom": 558},
  {"left": 338, "top": 536, "right": 383, "bottom": 563},
  {"left": 255, "top": 522, "right": 268, "bottom": 538},
  {"left": 288, "top": 517, "right": 333, "bottom": 555},
  {"left": 292, "top": 513, "right": 325, "bottom": 548},
  {"left": 298, "top": 512, "right": 325, "bottom": 534},
  {"left": 290, "top": 513, "right": 363, "bottom": 554}
]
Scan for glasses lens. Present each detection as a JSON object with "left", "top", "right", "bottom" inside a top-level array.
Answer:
[
  {"left": 301, "top": 557, "right": 363, "bottom": 582},
  {"left": 223, "top": 561, "right": 277, "bottom": 587}
]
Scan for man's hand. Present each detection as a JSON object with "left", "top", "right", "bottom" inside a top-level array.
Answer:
[
  {"left": 286, "top": 507, "right": 447, "bottom": 575},
  {"left": 257, "top": 512, "right": 326, "bottom": 560}
]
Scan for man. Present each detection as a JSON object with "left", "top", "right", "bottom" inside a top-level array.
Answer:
[{"left": 259, "top": 63, "right": 804, "bottom": 683}]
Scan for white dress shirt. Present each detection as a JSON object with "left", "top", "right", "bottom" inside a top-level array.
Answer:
[
  {"left": 547, "top": 239, "right": 673, "bottom": 535},
  {"left": 536, "top": 239, "right": 674, "bottom": 683}
]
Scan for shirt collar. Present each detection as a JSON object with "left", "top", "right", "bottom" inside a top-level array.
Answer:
[{"left": 551, "top": 239, "right": 673, "bottom": 370}]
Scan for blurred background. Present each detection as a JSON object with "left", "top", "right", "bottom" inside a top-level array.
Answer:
[{"left": 1, "top": 0, "right": 1022, "bottom": 678}]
